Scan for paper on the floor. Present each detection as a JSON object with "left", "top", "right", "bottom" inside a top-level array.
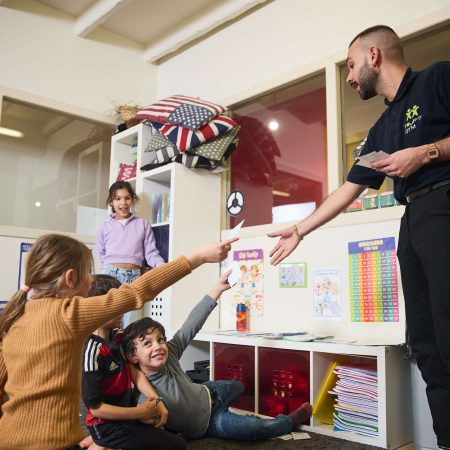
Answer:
[
  {"left": 271, "top": 432, "right": 310, "bottom": 440},
  {"left": 292, "top": 432, "right": 311, "bottom": 440}
]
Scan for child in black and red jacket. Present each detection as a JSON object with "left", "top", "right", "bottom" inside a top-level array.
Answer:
[{"left": 81, "top": 275, "right": 185, "bottom": 450}]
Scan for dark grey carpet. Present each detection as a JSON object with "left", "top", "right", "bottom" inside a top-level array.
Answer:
[
  {"left": 80, "top": 403, "right": 382, "bottom": 449},
  {"left": 186, "top": 433, "right": 381, "bottom": 449}
]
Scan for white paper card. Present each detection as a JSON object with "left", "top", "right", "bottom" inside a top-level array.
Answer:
[
  {"left": 356, "top": 151, "right": 390, "bottom": 168},
  {"left": 292, "top": 432, "right": 311, "bottom": 440},
  {"left": 224, "top": 219, "right": 245, "bottom": 241},
  {"left": 226, "top": 261, "right": 241, "bottom": 287}
]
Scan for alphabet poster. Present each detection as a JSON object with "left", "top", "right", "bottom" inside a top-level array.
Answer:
[
  {"left": 348, "top": 237, "right": 399, "bottom": 322},
  {"left": 233, "top": 249, "right": 264, "bottom": 317}
]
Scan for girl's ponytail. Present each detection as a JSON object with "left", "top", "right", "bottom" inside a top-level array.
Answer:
[
  {"left": 0, "top": 289, "right": 29, "bottom": 340},
  {"left": 0, "top": 233, "right": 91, "bottom": 340}
]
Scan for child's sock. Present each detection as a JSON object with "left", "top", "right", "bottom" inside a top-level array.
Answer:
[{"left": 289, "top": 402, "right": 313, "bottom": 427}]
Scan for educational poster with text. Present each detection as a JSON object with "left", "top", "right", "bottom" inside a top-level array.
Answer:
[
  {"left": 348, "top": 237, "right": 399, "bottom": 322},
  {"left": 232, "top": 249, "right": 264, "bottom": 318},
  {"left": 313, "top": 269, "right": 343, "bottom": 320},
  {"left": 18, "top": 242, "right": 33, "bottom": 290},
  {"left": 279, "top": 262, "right": 307, "bottom": 288}
]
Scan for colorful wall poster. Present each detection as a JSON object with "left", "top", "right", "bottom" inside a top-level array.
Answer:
[
  {"left": 233, "top": 249, "right": 264, "bottom": 318},
  {"left": 18, "top": 242, "right": 33, "bottom": 290},
  {"left": 313, "top": 269, "right": 343, "bottom": 320},
  {"left": 279, "top": 262, "right": 307, "bottom": 288},
  {"left": 348, "top": 237, "right": 399, "bottom": 322}
]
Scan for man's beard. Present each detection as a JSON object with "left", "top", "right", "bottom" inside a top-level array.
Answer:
[{"left": 358, "top": 60, "right": 378, "bottom": 100}]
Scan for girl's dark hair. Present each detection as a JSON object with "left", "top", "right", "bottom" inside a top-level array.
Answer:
[
  {"left": 106, "top": 181, "right": 139, "bottom": 212},
  {"left": 122, "top": 317, "right": 166, "bottom": 356},
  {"left": 0, "top": 234, "right": 92, "bottom": 340}
]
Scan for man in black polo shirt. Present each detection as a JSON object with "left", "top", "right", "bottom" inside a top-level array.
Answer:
[{"left": 268, "top": 25, "right": 450, "bottom": 448}]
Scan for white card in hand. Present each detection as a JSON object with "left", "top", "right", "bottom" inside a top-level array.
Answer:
[
  {"left": 224, "top": 219, "right": 245, "bottom": 241},
  {"left": 356, "top": 151, "right": 390, "bottom": 168},
  {"left": 226, "top": 261, "right": 241, "bottom": 287}
]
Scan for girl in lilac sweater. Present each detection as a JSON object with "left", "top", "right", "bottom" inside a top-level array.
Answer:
[{"left": 97, "top": 181, "right": 165, "bottom": 325}]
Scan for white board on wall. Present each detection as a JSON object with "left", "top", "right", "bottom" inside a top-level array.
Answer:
[
  {"left": 220, "top": 219, "right": 405, "bottom": 344},
  {"left": 0, "top": 234, "right": 101, "bottom": 308}
]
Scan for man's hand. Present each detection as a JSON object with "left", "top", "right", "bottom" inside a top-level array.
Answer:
[
  {"left": 268, "top": 226, "right": 302, "bottom": 266},
  {"left": 371, "top": 146, "right": 428, "bottom": 178}
]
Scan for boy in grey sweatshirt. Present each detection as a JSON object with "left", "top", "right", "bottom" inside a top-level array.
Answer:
[{"left": 122, "top": 272, "right": 312, "bottom": 441}]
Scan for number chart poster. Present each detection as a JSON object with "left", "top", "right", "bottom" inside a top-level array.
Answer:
[
  {"left": 348, "top": 237, "right": 399, "bottom": 323},
  {"left": 233, "top": 249, "right": 264, "bottom": 318}
]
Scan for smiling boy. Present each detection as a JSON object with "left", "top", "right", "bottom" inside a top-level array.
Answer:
[{"left": 122, "top": 272, "right": 312, "bottom": 441}]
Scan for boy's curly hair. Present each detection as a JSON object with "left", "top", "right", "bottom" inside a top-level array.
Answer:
[
  {"left": 122, "top": 317, "right": 166, "bottom": 356},
  {"left": 87, "top": 274, "right": 121, "bottom": 297}
]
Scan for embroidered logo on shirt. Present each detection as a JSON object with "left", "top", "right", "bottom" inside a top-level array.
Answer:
[
  {"left": 109, "top": 361, "right": 119, "bottom": 371},
  {"left": 404, "top": 104, "right": 422, "bottom": 134}
]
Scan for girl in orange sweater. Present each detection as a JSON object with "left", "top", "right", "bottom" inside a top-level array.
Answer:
[{"left": 0, "top": 233, "right": 235, "bottom": 450}]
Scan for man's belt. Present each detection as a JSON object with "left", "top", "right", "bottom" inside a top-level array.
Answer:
[{"left": 405, "top": 180, "right": 450, "bottom": 203}]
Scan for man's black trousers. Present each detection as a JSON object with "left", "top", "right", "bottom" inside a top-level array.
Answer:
[{"left": 397, "top": 184, "right": 450, "bottom": 448}]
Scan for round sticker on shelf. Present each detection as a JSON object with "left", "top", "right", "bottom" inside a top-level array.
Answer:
[{"left": 227, "top": 190, "right": 244, "bottom": 216}]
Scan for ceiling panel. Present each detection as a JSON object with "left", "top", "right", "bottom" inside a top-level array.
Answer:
[
  {"left": 101, "top": 0, "right": 219, "bottom": 45},
  {"left": 33, "top": 0, "right": 94, "bottom": 17}
]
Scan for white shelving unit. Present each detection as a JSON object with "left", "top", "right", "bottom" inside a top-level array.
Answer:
[
  {"left": 110, "top": 123, "right": 222, "bottom": 335},
  {"left": 196, "top": 333, "right": 413, "bottom": 449}
]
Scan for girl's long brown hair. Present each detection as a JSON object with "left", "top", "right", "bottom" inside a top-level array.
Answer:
[{"left": 0, "top": 234, "right": 92, "bottom": 340}]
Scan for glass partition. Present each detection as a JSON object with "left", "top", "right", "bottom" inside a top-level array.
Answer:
[
  {"left": 0, "top": 97, "right": 114, "bottom": 233},
  {"left": 229, "top": 73, "right": 327, "bottom": 228}
]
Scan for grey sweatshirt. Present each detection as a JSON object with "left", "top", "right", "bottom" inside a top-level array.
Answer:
[{"left": 138, "top": 295, "right": 217, "bottom": 438}]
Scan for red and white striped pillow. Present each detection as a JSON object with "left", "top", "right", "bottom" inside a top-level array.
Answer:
[{"left": 134, "top": 95, "right": 225, "bottom": 131}]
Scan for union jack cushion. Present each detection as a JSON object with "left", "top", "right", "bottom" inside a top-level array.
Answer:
[
  {"left": 134, "top": 95, "right": 226, "bottom": 131},
  {"left": 152, "top": 114, "right": 237, "bottom": 151}
]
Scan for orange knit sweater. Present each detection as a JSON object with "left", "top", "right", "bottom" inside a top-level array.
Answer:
[{"left": 0, "top": 256, "right": 191, "bottom": 450}]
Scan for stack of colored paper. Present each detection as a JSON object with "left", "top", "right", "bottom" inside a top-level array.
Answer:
[{"left": 329, "top": 365, "right": 378, "bottom": 437}]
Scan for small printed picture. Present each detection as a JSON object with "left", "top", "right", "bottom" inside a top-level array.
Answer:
[{"left": 279, "top": 262, "right": 307, "bottom": 288}]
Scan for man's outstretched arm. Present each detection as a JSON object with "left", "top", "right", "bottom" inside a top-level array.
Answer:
[{"left": 268, "top": 181, "right": 368, "bottom": 265}]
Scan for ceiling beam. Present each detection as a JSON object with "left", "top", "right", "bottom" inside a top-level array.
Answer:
[
  {"left": 74, "top": 0, "right": 132, "bottom": 38},
  {"left": 143, "top": 0, "right": 269, "bottom": 63}
]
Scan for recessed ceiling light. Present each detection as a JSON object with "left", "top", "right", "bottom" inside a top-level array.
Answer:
[
  {"left": 268, "top": 120, "right": 279, "bottom": 131},
  {"left": 0, "top": 126, "right": 24, "bottom": 138}
]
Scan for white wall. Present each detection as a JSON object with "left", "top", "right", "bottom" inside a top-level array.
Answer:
[
  {"left": 157, "top": 0, "right": 450, "bottom": 105},
  {"left": 0, "top": 231, "right": 101, "bottom": 306},
  {"left": 0, "top": 0, "right": 157, "bottom": 116}
]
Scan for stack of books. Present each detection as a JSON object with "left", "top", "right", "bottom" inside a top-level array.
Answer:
[
  {"left": 151, "top": 192, "right": 170, "bottom": 224},
  {"left": 329, "top": 365, "right": 378, "bottom": 437}
]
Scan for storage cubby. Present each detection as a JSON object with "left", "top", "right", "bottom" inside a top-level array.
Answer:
[
  {"left": 258, "top": 347, "right": 310, "bottom": 420},
  {"left": 312, "top": 352, "right": 377, "bottom": 438},
  {"left": 197, "top": 333, "right": 412, "bottom": 449},
  {"left": 213, "top": 343, "right": 255, "bottom": 412}
]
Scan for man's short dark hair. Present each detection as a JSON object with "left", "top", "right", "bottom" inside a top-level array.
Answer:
[
  {"left": 87, "top": 274, "right": 121, "bottom": 297},
  {"left": 348, "top": 25, "right": 404, "bottom": 63},
  {"left": 122, "top": 317, "right": 166, "bottom": 356},
  {"left": 349, "top": 25, "right": 397, "bottom": 47}
]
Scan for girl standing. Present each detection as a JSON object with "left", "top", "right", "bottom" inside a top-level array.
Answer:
[
  {"left": 97, "top": 181, "right": 165, "bottom": 325},
  {"left": 0, "top": 233, "right": 234, "bottom": 450}
]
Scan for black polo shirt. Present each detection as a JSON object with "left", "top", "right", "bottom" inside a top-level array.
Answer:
[{"left": 347, "top": 62, "right": 450, "bottom": 204}]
